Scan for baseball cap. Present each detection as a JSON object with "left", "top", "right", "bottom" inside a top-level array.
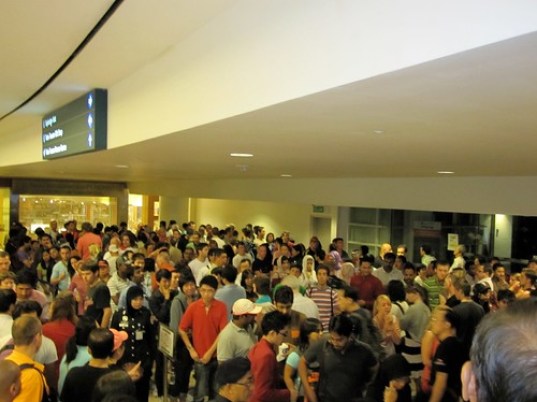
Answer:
[
  {"left": 215, "top": 357, "right": 251, "bottom": 388},
  {"left": 109, "top": 329, "right": 128, "bottom": 351},
  {"left": 232, "top": 299, "right": 262, "bottom": 316}
]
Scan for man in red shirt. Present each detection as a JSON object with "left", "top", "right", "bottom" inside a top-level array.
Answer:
[
  {"left": 350, "top": 257, "right": 385, "bottom": 310},
  {"left": 76, "top": 222, "right": 102, "bottom": 261},
  {"left": 179, "top": 275, "right": 228, "bottom": 402},
  {"left": 248, "top": 311, "right": 297, "bottom": 402}
]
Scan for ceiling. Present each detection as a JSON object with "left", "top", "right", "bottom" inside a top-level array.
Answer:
[{"left": 2, "top": 1, "right": 537, "bottom": 183}]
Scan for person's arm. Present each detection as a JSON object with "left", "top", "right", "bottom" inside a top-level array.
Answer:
[
  {"left": 421, "top": 330, "right": 436, "bottom": 369},
  {"left": 298, "top": 356, "right": 317, "bottom": 402},
  {"left": 252, "top": 349, "right": 292, "bottom": 402},
  {"left": 283, "top": 352, "right": 299, "bottom": 394},
  {"left": 107, "top": 278, "right": 120, "bottom": 305},
  {"left": 50, "top": 266, "right": 65, "bottom": 286},
  {"left": 391, "top": 315, "right": 402, "bottom": 345},
  {"left": 101, "top": 307, "right": 112, "bottom": 328},
  {"left": 429, "top": 372, "right": 448, "bottom": 402},
  {"left": 179, "top": 328, "right": 199, "bottom": 361},
  {"left": 201, "top": 335, "right": 219, "bottom": 364},
  {"left": 179, "top": 306, "right": 199, "bottom": 361},
  {"left": 169, "top": 297, "right": 183, "bottom": 337}
]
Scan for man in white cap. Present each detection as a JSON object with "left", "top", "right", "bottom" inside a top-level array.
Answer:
[{"left": 217, "top": 299, "right": 261, "bottom": 363}]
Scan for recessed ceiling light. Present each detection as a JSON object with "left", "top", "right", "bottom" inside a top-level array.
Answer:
[
  {"left": 280, "top": 174, "right": 292, "bottom": 178},
  {"left": 115, "top": 164, "right": 129, "bottom": 169},
  {"left": 230, "top": 153, "right": 253, "bottom": 158},
  {"left": 437, "top": 171, "right": 454, "bottom": 174},
  {"left": 373, "top": 130, "right": 384, "bottom": 134}
]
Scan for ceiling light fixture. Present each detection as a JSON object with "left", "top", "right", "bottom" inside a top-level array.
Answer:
[
  {"left": 115, "top": 164, "right": 129, "bottom": 169},
  {"left": 280, "top": 174, "right": 292, "bottom": 178},
  {"left": 230, "top": 153, "right": 253, "bottom": 158},
  {"left": 437, "top": 171, "right": 455, "bottom": 174},
  {"left": 373, "top": 130, "right": 384, "bottom": 134}
]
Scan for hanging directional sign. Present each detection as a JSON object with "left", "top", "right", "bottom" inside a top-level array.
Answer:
[{"left": 42, "top": 89, "right": 107, "bottom": 160}]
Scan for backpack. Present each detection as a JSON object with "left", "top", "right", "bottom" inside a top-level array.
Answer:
[{"left": 19, "top": 363, "right": 57, "bottom": 402}]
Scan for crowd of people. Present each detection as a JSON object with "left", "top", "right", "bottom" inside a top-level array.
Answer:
[{"left": 0, "top": 218, "right": 536, "bottom": 402}]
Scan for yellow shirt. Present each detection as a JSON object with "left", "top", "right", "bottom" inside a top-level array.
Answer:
[{"left": 6, "top": 349, "right": 45, "bottom": 402}]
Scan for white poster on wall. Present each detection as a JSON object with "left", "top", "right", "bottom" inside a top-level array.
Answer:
[{"left": 447, "top": 233, "right": 459, "bottom": 251}]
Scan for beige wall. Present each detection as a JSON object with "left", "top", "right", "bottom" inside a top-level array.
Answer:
[{"left": 192, "top": 198, "right": 316, "bottom": 244}]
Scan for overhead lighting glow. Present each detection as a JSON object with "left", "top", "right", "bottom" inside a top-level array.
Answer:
[
  {"left": 373, "top": 130, "right": 384, "bottom": 134},
  {"left": 280, "top": 174, "right": 292, "bottom": 178},
  {"left": 115, "top": 164, "right": 129, "bottom": 169},
  {"left": 230, "top": 153, "right": 253, "bottom": 158},
  {"left": 437, "top": 171, "right": 454, "bottom": 174}
]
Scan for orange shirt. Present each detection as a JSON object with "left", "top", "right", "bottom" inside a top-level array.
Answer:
[{"left": 6, "top": 349, "right": 47, "bottom": 402}]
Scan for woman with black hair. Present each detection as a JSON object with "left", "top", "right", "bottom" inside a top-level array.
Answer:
[
  {"left": 111, "top": 286, "right": 154, "bottom": 402},
  {"left": 58, "top": 316, "right": 97, "bottom": 394}
]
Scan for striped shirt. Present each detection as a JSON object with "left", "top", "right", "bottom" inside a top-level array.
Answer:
[{"left": 307, "top": 286, "right": 338, "bottom": 331}]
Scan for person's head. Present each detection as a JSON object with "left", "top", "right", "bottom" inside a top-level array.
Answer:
[
  {"left": 298, "top": 318, "right": 322, "bottom": 351},
  {"left": 359, "top": 257, "right": 374, "bottom": 276},
  {"left": 156, "top": 269, "right": 171, "bottom": 291},
  {"left": 475, "top": 264, "right": 492, "bottom": 281},
  {"left": 373, "top": 294, "right": 392, "bottom": 317},
  {"left": 462, "top": 299, "right": 537, "bottom": 402},
  {"left": 403, "top": 263, "right": 416, "bottom": 286},
  {"left": 431, "top": 305, "right": 458, "bottom": 339},
  {"left": 337, "top": 286, "right": 359, "bottom": 312},
  {"left": 98, "top": 259, "right": 110, "bottom": 279},
  {"left": 316, "top": 265, "right": 330, "bottom": 286},
  {"left": 221, "top": 265, "right": 238, "bottom": 284},
  {"left": 11, "top": 315, "right": 42, "bottom": 350},
  {"left": 473, "top": 283, "right": 492, "bottom": 303},
  {"left": 109, "top": 328, "right": 128, "bottom": 361},
  {"left": 87, "top": 328, "right": 114, "bottom": 359},
  {"left": 0, "top": 252, "right": 11, "bottom": 273},
  {"left": 260, "top": 311, "right": 291, "bottom": 346},
  {"left": 273, "top": 285, "right": 294, "bottom": 315},
  {"left": 49, "top": 294, "right": 76, "bottom": 322},
  {"left": 394, "top": 255, "right": 406, "bottom": 271},
  {"left": 0, "top": 288, "right": 17, "bottom": 314},
  {"left": 81, "top": 222, "right": 93, "bottom": 233},
  {"left": 14, "top": 271, "right": 36, "bottom": 301},
  {"left": 396, "top": 245, "right": 408, "bottom": 257},
  {"left": 80, "top": 261, "right": 100, "bottom": 286},
  {"left": 215, "top": 357, "right": 253, "bottom": 402},
  {"left": 12, "top": 300, "right": 43, "bottom": 320},
  {"left": 0, "top": 271, "right": 16, "bottom": 290},
  {"left": 131, "top": 265, "right": 145, "bottom": 285},
  {"left": 496, "top": 289, "right": 515, "bottom": 310},
  {"left": 132, "top": 253, "right": 145, "bottom": 269},
  {"left": 328, "top": 314, "right": 353, "bottom": 351},
  {"left": 92, "top": 370, "right": 136, "bottom": 402},
  {"left": 73, "top": 316, "right": 98, "bottom": 347},
  {"left": 253, "top": 275, "right": 270, "bottom": 298},
  {"left": 0, "top": 360, "right": 21, "bottom": 401},
  {"left": 492, "top": 263, "right": 506, "bottom": 282},
  {"left": 405, "top": 286, "right": 425, "bottom": 305},
  {"left": 232, "top": 299, "right": 261, "bottom": 328},
  {"left": 179, "top": 273, "right": 197, "bottom": 298},
  {"left": 387, "top": 280, "right": 406, "bottom": 303},
  {"left": 126, "top": 286, "right": 145, "bottom": 315},
  {"left": 288, "top": 263, "right": 301, "bottom": 279},
  {"left": 420, "top": 244, "right": 432, "bottom": 256},
  {"left": 59, "top": 245, "right": 71, "bottom": 262},
  {"left": 199, "top": 275, "right": 218, "bottom": 305},
  {"left": 435, "top": 261, "right": 450, "bottom": 281}
]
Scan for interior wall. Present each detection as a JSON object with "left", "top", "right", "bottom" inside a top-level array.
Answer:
[
  {"left": 192, "top": 198, "right": 314, "bottom": 244},
  {"left": 130, "top": 176, "right": 537, "bottom": 218}
]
